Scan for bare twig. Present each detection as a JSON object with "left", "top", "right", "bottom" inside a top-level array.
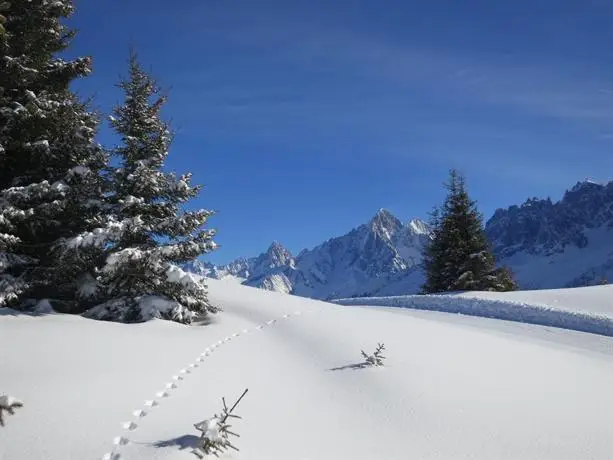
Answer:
[{"left": 0, "top": 395, "right": 23, "bottom": 427}]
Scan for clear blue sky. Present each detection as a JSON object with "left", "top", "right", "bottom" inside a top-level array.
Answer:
[{"left": 69, "top": 0, "right": 613, "bottom": 264}]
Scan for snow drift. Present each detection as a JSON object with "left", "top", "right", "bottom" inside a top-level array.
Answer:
[{"left": 334, "top": 284, "right": 613, "bottom": 337}]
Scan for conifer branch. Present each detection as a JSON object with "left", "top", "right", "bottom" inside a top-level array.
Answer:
[
  {"left": 360, "top": 343, "right": 386, "bottom": 367},
  {"left": 0, "top": 395, "right": 23, "bottom": 427}
]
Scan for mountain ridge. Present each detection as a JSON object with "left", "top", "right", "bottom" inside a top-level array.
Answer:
[{"left": 188, "top": 179, "right": 613, "bottom": 298}]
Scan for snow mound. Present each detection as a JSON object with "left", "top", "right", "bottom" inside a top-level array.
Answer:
[{"left": 334, "top": 284, "right": 613, "bottom": 337}]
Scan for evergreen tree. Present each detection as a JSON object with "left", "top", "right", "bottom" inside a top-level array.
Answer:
[
  {"left": 0, "top": 0, "right": 108, "bottom": 310},
  {"left": 421, "top": 170, "right": 518, "bottom": 294},
  {"left": 71, "top": 53, "right": 218, "bottom": 323}
]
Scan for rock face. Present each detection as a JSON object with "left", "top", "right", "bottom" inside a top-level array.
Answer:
[
  {"left": 189, "top": 179, "right": 613, "bottom": 297},
  {"left": 485, "top": 180, "right": 613, "bottom": 289}
]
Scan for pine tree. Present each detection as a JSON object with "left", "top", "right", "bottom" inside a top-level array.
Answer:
[
  {"left": 0, "top": 0, "right": 108, "bottom": 310},
  {"left": 421, "top": 170, "right": 518, "bottom": 294},
  {"left": 72, "top": 53, "right": 218, "bottom": 323}
]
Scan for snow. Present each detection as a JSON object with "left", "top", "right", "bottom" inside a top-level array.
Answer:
[
  {"left": 194, "top": 417, "right": 221, "bottom": 442},
  {"left": 250, "top": 272, "right": 293, "bottom": 294},
  {"left": 50, "top": 180, "right": 68, "bottom": 193},
  {"left": 408, "top": 218, "right": 430, "bottom": 235},
  {"left": 450, "top": 284, "right": 613, "bottom": 317},
  {"left": 84, "top": 295, "right": 197, "bottom": 324},
  {"left": 502, "top": 226, "right": 613, "bottom": 289},
  {"left": 334, "top": 284, "right": 613, "bottom": 337},
  {"left": 76, "top": 273, "right": 99, "bottom": 299},
  {"left": 1, "top": 280, "right": 613, "bottom": 459},
  {"left": 69, "top": 165, "right": 90, "bottom": 176},
  {"left": 30, "top": 140, "right": 50, "bottom": 151}
]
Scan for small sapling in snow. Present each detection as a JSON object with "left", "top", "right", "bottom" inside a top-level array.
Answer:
[
  {"left": 361, "top": 343, "right": 386, "bottom": 367},
  {"left": 193, "top": 388, "right": 248, "bottom": 458}
]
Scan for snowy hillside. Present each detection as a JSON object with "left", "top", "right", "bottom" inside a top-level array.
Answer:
[{"left": 2, "top": 280, "right": 613, "bottom": 459}]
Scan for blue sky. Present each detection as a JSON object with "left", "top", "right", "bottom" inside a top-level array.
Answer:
[{"left": 69, "top": 0, "right": 613, "bottom": 264}]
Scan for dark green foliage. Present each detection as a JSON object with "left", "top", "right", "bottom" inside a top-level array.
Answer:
[
  {"left": 422, "top": 170, "right": 518, "bottom": 294},
  {"left": 0, "top": 0, "right": 108, "bottom": 310}
]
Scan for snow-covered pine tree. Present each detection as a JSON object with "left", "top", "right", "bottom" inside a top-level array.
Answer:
[
  {"left": 0, "top": 0, "right": 108, "bottom": 310},
  {"left": 421, "top": 169, "right": 518, "bottom": 294},
  {"left": 77, "top": 53, "right": 218, "bottom": 323}
]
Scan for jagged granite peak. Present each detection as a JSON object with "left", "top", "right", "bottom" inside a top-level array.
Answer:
[
  {"left": 486, "top": 180, "right": 613, "bottom": 257},
  {"left": 485, "top": 178, "right": 613, "bottom": 288},
  {"left": 192, "top": 209, "right": 432, "bottom": 300},
  {"left": 265, "top": 241, "right": 294, "bottom": 266},
  {"left": 407, "top": 218, "right": 430, "bottom": 235},
  {"left": 395, "top": 218, "right": 432, "bottom": 267},
  {"left": 251, "top": 241, "right": 295, "bottom": 274},
  {"left": 568, "top": 179, "right": 605, "bottom": 194},
  {"left": 189, "top": 179, "right": 613, "bottom": 297},
  {"left": 368, "top": 208, "right": 403, "bottom": 240}
]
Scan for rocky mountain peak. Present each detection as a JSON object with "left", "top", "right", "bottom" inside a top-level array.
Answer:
[
  {"left": 189, "top": 178, "right": 613, "bottom": 297},
  {"left": 368, "top": 208, "right": 403, "bottom": 240},
  {"left": 407, "top": 218, "right": 430, "bottom": 236},
  {"left": 263, "top": 241, "right": 294, "bottom": 268}
]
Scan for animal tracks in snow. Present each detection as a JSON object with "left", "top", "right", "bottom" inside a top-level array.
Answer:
[{"left": 100, "top": 309, "right": 305, "bottom": 460}]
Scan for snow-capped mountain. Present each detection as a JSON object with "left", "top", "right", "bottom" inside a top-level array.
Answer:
[
  {"left": 184, "top": 258, "right": 252, "bottom": 281},
  {"left": 485, "top": 179, "right": 613, "bottom": 289},
  {"left": 195, "top": 209, "right": 432, "bottom": 299},
  {"left": 190, "top": 179, "right": 613, "bottom": 298}
]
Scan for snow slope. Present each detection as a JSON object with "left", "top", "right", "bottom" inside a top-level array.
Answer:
[
  {"left": 450, "top": 284, "right": 613, "bottom": 317},
  {"left": 1, "top": 280, "right": 613, "bottom": 459},
  {"left": 496, "top": 226, "right": 613, "bottom": 289},
  {"left": 335, "top": 284, "right": 613, "bottom": 337}
]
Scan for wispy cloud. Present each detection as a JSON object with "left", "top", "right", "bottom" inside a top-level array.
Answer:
[
  {"left": 176, "top": 9, "right": 613, "bottom": 132},
  {"left": 164, "top": 6, "right": 613, "bottom": 188},
  {"left": 285, "top": 30, "right": 613, "bottom": 125}
]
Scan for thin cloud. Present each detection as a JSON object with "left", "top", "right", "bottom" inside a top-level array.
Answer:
[{"left": 163, "top": 7, "right": 613, "bottom": 189}]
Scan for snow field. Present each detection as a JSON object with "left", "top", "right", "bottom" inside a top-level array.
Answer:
[
  {"left": 100, "top": 308, "right": 306, "bottom": 460},
  {"left": 1, "top": 280, "right": 613, "bottom": 460}
]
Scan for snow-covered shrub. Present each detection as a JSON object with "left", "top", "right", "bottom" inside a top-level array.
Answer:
[
  {"left": 361, "top": 343, "right": 386, "bottom": 367},
  {"left": 193, "top": 389, "right": 248, "bottom": 458}
]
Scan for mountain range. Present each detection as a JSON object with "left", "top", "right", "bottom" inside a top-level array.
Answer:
[{"left": 187, "top": 179, "right": 613, "bottom": 299}]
